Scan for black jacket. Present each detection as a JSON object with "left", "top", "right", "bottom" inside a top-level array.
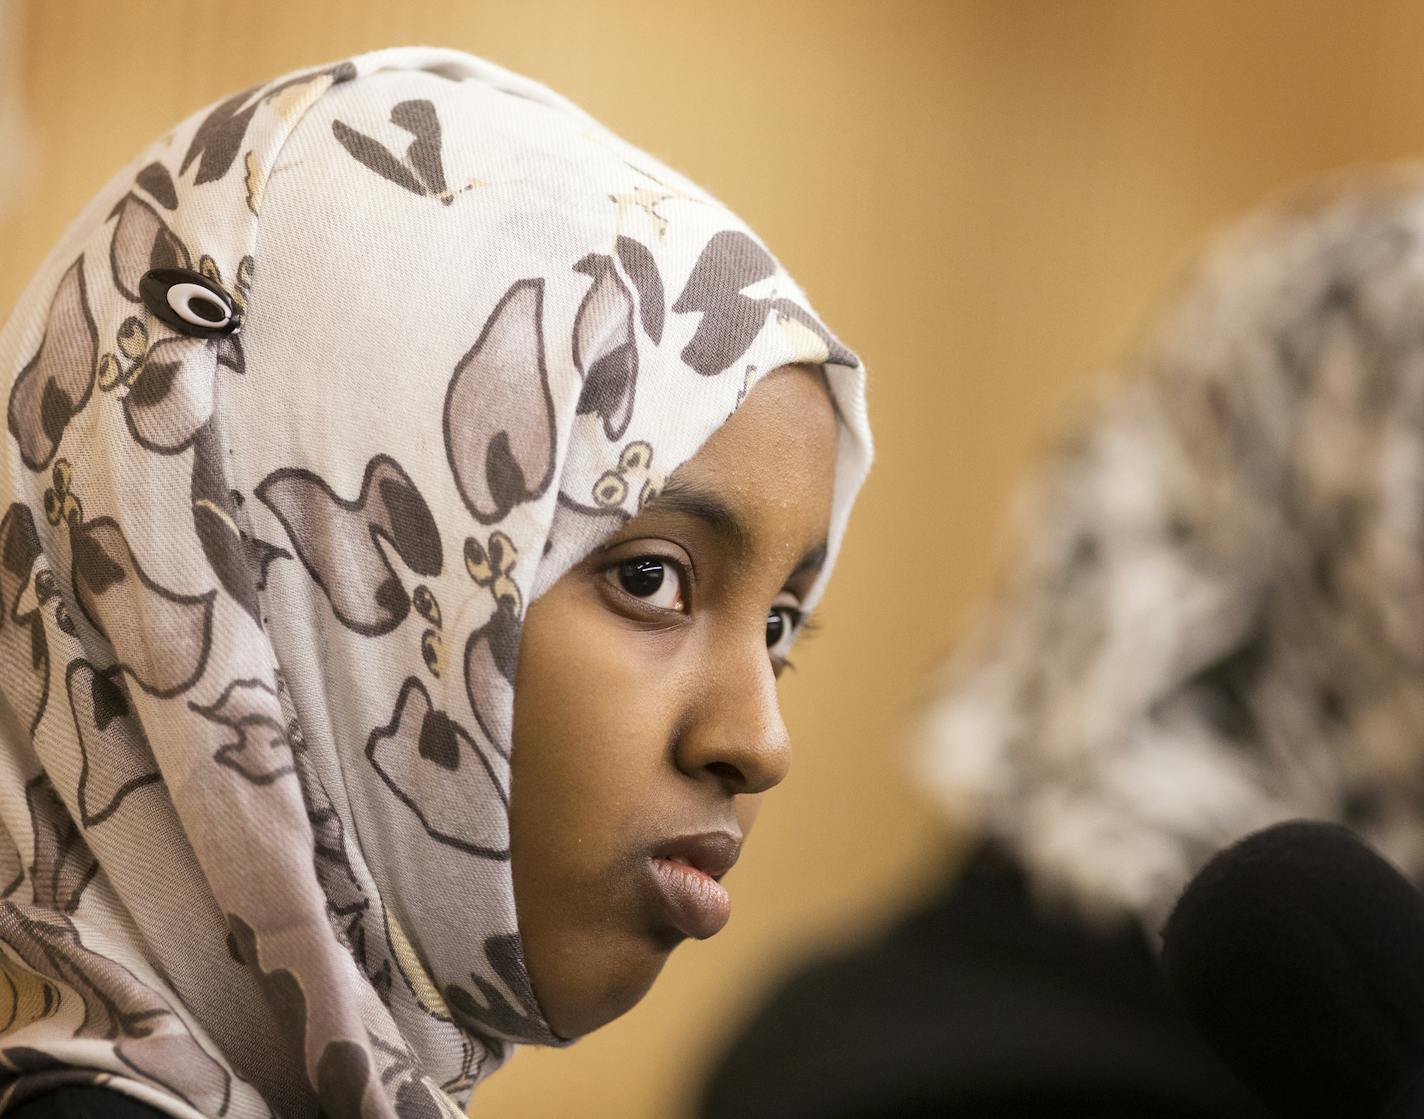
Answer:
[{"left": 698, "top": 839, "right": 1275, "bottom": 1118}]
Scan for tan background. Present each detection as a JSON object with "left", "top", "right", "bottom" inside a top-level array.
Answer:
[{"left": 8, "top": 1, "right": 1424, "bottom": 1115}]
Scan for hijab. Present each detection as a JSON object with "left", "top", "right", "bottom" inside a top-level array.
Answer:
[
  {"left": 910, "top": 167, "right": 1424, "bottom": 936},
  {"left": 0, "top": 45, "right": 873, "bottom": 1117}
]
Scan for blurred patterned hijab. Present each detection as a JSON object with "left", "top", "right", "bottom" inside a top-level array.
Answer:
[
  {"left": 911, "top": 168, "right": 1424, "bottom": 936},
  {"left": 0, "top": 47, "right": 872, "bottom": 1117}
]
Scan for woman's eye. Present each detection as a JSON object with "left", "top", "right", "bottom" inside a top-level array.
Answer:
[
  {"left": 607, "top": 556, "right": 687, "bottom": 612},
  {"left": 766, "top": 604, "right": 802, "bottom": 660}
]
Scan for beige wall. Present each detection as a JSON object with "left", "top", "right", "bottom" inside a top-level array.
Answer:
[{"left": 9, "top": 1, "right": 1424, "bottom": 1115}]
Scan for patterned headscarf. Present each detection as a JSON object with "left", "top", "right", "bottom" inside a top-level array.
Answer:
[
  {"left": 910, "top": 166, "right": 1424, "bottom": 937},
  {"left": 0, "top": 46, "right": 872, "bottom": 1117}
]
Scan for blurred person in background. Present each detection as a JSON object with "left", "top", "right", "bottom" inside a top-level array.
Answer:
[{"left": 699, "top": 167, "right": 1424, "bottom": 1118}]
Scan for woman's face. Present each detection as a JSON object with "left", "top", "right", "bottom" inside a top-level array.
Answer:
[{"left": 508, "top": 363, "right": 839, "bottom": 1039}]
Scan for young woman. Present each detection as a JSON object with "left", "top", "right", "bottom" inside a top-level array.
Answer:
[{"left": 0, "top": 46, "right": 874, "bottom": 1117}]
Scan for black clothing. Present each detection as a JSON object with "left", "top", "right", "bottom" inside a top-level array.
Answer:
[
  {"left": 698, "top": 840, "right": 1275, "bottom": 1118},
  {"left": 6, "top": 1086, "right": 169, "bottom": 1119}
]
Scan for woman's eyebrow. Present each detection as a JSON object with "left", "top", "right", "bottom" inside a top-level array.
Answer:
[
  {"left": 649, "top": 478, "right": 828, "bottom": 578},
  {"left": 791, "top": 541, "right": 828, "bottom": 579},
  {"left": 648, "top": 478, "right": 752, "bottom": 562}
]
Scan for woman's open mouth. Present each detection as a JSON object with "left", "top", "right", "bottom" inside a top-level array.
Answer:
[{"left": 648, "top": 856, "right": 732, "bottom": 939}]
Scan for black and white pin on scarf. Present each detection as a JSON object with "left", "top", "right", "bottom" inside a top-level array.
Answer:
[{"left": 139, "top": 267, "right": 241, "bottom": 337}]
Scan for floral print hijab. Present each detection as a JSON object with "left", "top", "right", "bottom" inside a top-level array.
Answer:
[
  {"left": 0, "top": 46, "right": 873, "bottom": 1117},
  {"left": 911, "top": 167, "right": 1424, "bottom": 937}
]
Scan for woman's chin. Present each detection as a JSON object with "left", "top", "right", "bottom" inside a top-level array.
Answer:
[{"left": 537, "top": 934, "right": 672, "bottom": 1039}]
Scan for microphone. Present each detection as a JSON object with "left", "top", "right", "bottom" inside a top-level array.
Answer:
[{"left": 1161, "top": 820, "right": 1424, "bottom": 1119}]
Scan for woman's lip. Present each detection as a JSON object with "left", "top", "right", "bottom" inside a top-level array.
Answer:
[{"left": 648, "top": 857, "right": 731, "bottom": 940}]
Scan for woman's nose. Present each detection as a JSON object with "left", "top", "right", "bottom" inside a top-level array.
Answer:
[{"left": 674, "top": 639, "right": 792, "bottom": 795}]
